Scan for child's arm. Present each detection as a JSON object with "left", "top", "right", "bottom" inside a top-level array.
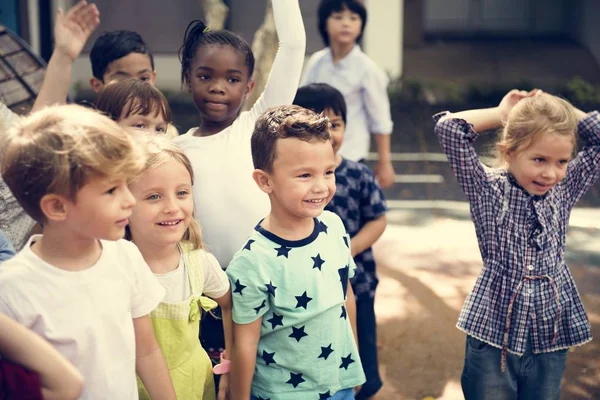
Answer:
[
  {"left": 248, "top": 0, "right": 306, "bottom": 119},
  {"left": 0, "top": 313, "right": 83, "bottom": 400},
  {"left": 563, "top": 102, "right": 600, "bottom": 209},
  {"left": 213, "top": 289, "right": 233, "bottom": 400},
  {"left": 434, "top": 89, "right": 536, "bottom": 202},
  {"left": 373, "top": 135, "right": 395, "bottom": 188},
  {"left": 32, "top": 0, "right": 99, "bottom": 112},
  {"left": 350, "top": 215, "right": 387, "bottom": 258},
  {"left": 230, "top": 318, "right": 262, "bottom": 399},
  {"left": 133, "top": 315, "right": 176, "bottom": 400},
  {"left": 346, "top": 283, "right": 358, "bottom": 347}
]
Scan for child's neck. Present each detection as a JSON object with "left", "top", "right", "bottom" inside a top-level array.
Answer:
[
  {"left": 195, "top": 117, "right": 236, "bottom": 137},
  {"left": 262, "top": 209, "right": 315, "bottom": 241},
  {"left": 330, "top": 41, "right": 355, "bottom": 63},
  {"left": 32, "top": 225, "right": 102, "bottom": 271},
  {"left": 134, "top": 240, "right": 181, "bottom": 275}
]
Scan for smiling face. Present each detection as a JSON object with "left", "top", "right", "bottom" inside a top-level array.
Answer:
[
  {"left": 128, "top": 159, "right": 194, "bottom": 248},
  {"left": 187, "top": 45, "right": 253, "bottom": 129},
  {"left": 264, "top": 137, "right": 336, "bottom": 222},
  {"left": 65, "top": 176, "right": 136, "bottom": 241},
  {"left": 506, "top": 131, "right": 574, "bottom": 195}
]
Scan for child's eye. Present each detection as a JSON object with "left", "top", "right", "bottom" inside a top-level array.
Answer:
[
  {"left": 533, "top": 158, "right": 545, "bottom": 163},
  {"left": 133, "top": 123, "right": 145, "bottom": 129},
  {"left": 228, "top": 77, "right": 241, "bottom": 83},
  {"left": 198, "top": 75, "right": 210, "bottom": 81},
  {"left": 146, "top": 194, "right": 160, "bottom": 201},
  {"left": 106, "top": 187, "right": 117, "bottom": 195},
  {"left": 326, "top": 170, "right": 335, "bottom": 176},
  {"left": 558, "top": 159, "right": 569, "bottom": 166},
  {"left": 139, "top": 76, "right": 151, "bottom": 82},
  {"left": 156, "top": 126, "right": 168, "bottom": 134},
  {"left": 177, "top": 190, "right": 189, "bottom": 197},
  {"left": 298, "top": 173, "right": 310, "bottom": 178},
  {"left": 331, "top": 123, "right": 340, "bottom": 129}
]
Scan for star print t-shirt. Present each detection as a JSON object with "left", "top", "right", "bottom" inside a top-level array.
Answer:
[{"left": 227, "top": 211, "right": 365, "bottom": 399}]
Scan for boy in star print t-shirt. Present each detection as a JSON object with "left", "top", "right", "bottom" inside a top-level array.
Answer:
[{"left": 227, "top": 105, "right": 365, "bottom": 400}]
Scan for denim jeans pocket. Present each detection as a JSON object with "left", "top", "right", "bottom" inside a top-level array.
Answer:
[{"left": 467, "top": 335, "right": 491, "bottom": 353}]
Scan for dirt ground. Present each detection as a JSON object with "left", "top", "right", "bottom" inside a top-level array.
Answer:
[{"left": 372, "top": 210, "right": 600, "bottom": 400}]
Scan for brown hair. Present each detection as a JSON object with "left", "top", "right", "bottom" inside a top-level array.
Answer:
[
  {"left": 495, "top": 94, "right": 578, "bottom": 165},
  {"left": 0, "top": 104, "right": 145, "bottom": 223},
  {"left": 251, "top": 105, "right": 331, "bottom": 172},
  {"left": 93, "top": 78, "right": 172, "bottom": 125},
  {"left": 127, "top": 135, "right": 203, "bottom": 250}
]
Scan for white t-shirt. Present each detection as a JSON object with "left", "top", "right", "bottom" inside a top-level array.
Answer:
[
  {"left": 173, "top": 0, "right": 306, "bottom": 267},
  {"left": 0, "top": 237, "right": 165, "bottom": 400},
  {"left": 155, "top": 249, "right": 229, "bottom": 303}
]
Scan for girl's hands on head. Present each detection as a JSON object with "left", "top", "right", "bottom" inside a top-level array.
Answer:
[
  {"left": 54, "top": 0, "right": 100, "bottom": 62},
  {"left": 498, "top": 89, "right": 541, "bottom": 121}
]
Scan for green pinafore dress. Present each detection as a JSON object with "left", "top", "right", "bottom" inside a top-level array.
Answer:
[{"left": 138, "top": 244, "right": 218, "bottom": 399}]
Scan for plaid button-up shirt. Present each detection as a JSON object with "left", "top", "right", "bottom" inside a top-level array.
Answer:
[{"left": 434, "top": 111, "right": 600, "bottom": 356}]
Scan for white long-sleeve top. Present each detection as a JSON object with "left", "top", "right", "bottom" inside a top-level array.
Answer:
[{"left": 173, "top": 0, "right": 306, "bottom": 267}]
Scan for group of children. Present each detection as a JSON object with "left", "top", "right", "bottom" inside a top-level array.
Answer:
[{"left": 0, "top": 0, "right": 598, "bottom": 400}]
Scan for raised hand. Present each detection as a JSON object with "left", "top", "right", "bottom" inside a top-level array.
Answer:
[
  {"left": 54, "top": 0, "right": 100, "bottom": 62},
  {"left": 498, "top": 89, "right": 540, "bottom": 121}
]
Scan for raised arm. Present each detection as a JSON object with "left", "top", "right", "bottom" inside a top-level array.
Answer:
[
  {"left": 0, "top": 313, "right": 83, "bottom": 400},
  {"left": 248, "top": 0, "right": 306, "bottom": 119},
  {"left": 434, "top": 90, "right": 536, "bottom": 202},
  {"left": 564, "top": 108, "right": 600, "bottom": 209},
  {"left": 32, "top": 1, "right": 99, "bottom": 112}
]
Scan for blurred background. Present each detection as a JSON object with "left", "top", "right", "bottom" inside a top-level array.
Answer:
[{"left": 1, "top": 1, "right": 600, "bottom": 399}]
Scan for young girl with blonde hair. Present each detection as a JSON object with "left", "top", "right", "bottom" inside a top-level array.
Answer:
[
  {"left": 435, "top": 89, "right": 599, "bottom": 400},
  {"left": 127, "top": 136, "right": 232, "bottom": 400}
]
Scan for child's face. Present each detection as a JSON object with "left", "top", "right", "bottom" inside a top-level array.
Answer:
[
  {"left": 118, "top": 103, "right": 168, "bottom": 135},
  {"left": 188, "top": 45, "right": 253, "bottom": 125},
  {"left": 65, "top": 176, "right": 136, "bottom": 241},
  {"left": 92, "top": 53, "right": 156, "bottom": 93},
  {"left": 265, "top": 138, "right": 336, "bottom": 221},
  {"left": 128, "top": 159, "right": 194, "bottom": 248},
  {"left": 506, "top": 132, "right": 574, "bottom": 195},
  {"left": 326, "top": 7, "right": 362, "bottom": 47},
  {"left": 323, "top": 108, "right": 345, "bottom": 154}
]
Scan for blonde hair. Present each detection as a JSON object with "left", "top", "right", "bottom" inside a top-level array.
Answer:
[
  {"left": 495, "top": 94, "right": 578, "bottom": 166},
  {"left": 0, "top": 104, "right": 145, "bottom": 223},
  {"left": 129, "top": 135, "right": 203, "bottom": 250}
]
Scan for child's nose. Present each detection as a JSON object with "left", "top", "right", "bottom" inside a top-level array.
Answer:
[{"left": 122, "top": 188, "right": 136, "bottom": 209}]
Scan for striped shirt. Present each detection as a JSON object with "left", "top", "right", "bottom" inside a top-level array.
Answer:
[{"left": 434, "top": 111, "right": 600, "bottom": 356}]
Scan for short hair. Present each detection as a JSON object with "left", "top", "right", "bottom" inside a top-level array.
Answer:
[
  {"left": 0, "top": 105, "right": 145, "bottom": 224},
  {"left": 127, "top": 136, "right": 203, "bottom": 250},
  {"left": 494, "top": 94, "right": 578, "bottom": 165},
  {"left": 293, "top": 83, "right": 348, "bottom": 124},
  {"left": 90, "top": 30, "right": 154, "bottom": 80},
  {"left": 251, "top": 105, "right": 331, "bottom": 173},
  {"left": 93, "top": 79, "right": 172, "bottom": 124},
  {"left": 179, "top": 20, "right": 255, "bottom": 88},
  {"left": 318, "top": 0, "right": 367, "bottom": 46}
]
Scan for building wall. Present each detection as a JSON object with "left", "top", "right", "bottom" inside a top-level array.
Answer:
[{"left": 568, "top": 0, "right": 600, "bottom": 66}]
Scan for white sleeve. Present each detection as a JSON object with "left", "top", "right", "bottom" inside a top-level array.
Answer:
[
  {"left": 124, "top": 241, "right": 165, "bottom": 318},
  {"left": 363, "top": 64, "right": 393, "bottom": 135},
  {"left": 201, "top": 250, "right": 230, "bottom": 299},
  {"left": 247, "top": 0, "right": 306, "bottom": 121}
]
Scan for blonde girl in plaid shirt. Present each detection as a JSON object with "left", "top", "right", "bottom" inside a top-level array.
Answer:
[{"left": 434, "top": 89, "right": 600, "bottom": 400}]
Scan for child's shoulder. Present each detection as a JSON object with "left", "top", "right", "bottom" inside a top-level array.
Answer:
[
  {"left": 318, "top": 210, "right": 347, "bottom": 233},
  {"left": 306, "top": 47, "right": 331, "bottom": 65}
]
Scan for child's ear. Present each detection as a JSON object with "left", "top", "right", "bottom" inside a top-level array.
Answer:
[
  {"left": 244, "top": 79, "right": 256, "bottom": 99},
  {"left": 39, "top": 194, "right": 69, "bottom": 222},
  {"left": 90, "top": 77, "right": 104, "bottom": 93},
  {"left": 252, "top": 169, "right": 272, "bottom": 194}
]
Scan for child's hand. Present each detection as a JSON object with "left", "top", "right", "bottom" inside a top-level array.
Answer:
[
  {"left": 497, "top": 89, "right": 540, "bottom": 121},
  {"left": 54, "top": 0, "right": 100, "bottom": 62},
  {"left": 375, "top": 160, "right": 395, "bottom": 189},
  {"left": 218, "top": 373, "right": 229, "bottom": 400}
]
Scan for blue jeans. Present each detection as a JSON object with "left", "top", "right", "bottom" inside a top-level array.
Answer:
[
  {"left": 251, "top": 388, "right": 354, "bottom": 400},
  {"left": 461, "top": 335, "right": 568, "bottom": 400}
]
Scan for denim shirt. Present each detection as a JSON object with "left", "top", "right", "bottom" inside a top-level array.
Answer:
[
  {"left": 0, "top": 229, "right": 15, "bottom": 262},
  {"left": 434, "top": 111, "right": 600, "bottom": 357}
]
